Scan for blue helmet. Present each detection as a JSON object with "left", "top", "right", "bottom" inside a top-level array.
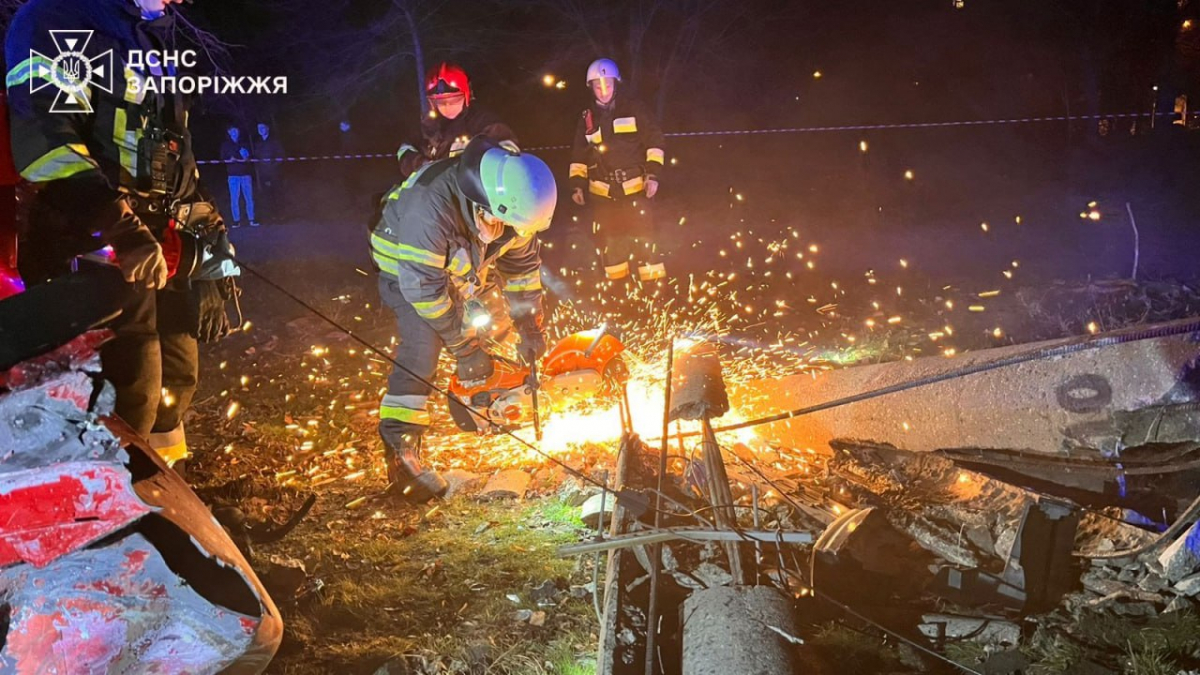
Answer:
[{"left": 458, "top": 137, "right": 557, "bottom": 236}]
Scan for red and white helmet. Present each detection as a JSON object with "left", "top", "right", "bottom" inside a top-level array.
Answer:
[
  {"left": 425, "top": 62, "right": 471, "bottom": 104},
  {"left": 586, "top": 58, "right": 621, "bottom": 83}
]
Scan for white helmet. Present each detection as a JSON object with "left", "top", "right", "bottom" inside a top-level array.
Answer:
[{"left": 586, "top": 58, "right": 621, "bottom": 83}]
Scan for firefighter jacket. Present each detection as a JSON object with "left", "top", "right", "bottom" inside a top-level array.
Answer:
[
  {"left": 397, "top": 105, "right": 516, "bottom": 180},
  {"left": 370, "top": 158, "right": 544, "bottom": 352},
  {"left": 4, "top": 0, "right": 211, "bottom": 264},
  {"left": 569, "top": 92, "right": 665, "bottom": 199}
]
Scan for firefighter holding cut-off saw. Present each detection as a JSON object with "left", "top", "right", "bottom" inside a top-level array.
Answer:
[
  {"left": 370, "top": 137, "right": 555, "bottom": 503},
  {"left": 569, "top": 58, "right": 667, "bottom": 285}
]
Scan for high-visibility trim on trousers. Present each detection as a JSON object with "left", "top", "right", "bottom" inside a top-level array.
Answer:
[
  {"left": 638, "top": 262, "right": 666, "bottom": 281},
  {"left": 380, "top": 392, "right": 432, "bottom": 426},
  {"left": 147, "top": 423, "right": 189, "bottom": 467},
  {"left": 411, "top": 293, "right": 453, "bottom": 319},
  {"left": 605, "top": 262, "right": 630, "bottom": 279}
]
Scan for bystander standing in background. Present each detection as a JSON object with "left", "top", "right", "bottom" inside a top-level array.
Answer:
[
  {"left": 254, "top": 122, "right": 284, "bottom": 224},
  {"left": 221, "top": 125, "right": 258, "bottom": 228}
]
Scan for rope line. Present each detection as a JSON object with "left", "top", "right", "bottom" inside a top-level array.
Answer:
[{"left": 196, "top": 111, "right": 1171, "bottom": 165}]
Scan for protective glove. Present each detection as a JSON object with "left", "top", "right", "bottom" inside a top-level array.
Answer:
[
  {"left": 571, "top": 188, "right": 586, "bottom": 206},
  {"left": 115, "top": 238, "right": 168, "bottom": 289},
  {"left": 454, "top": 343, "right": 495, "bottom": 383},
  {"left": 517, "top": 330, "right": 548, "bottom": 366},
  {"left": 645, "top": 178, "right": 659, "bottom": 199},
  {"left": 194, "top": 278, "right": 234, "bottom": 342}
]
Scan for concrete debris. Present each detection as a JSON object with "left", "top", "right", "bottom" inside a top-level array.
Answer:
[
  {"left": 1174, "top": 571, "right": 1200, "bottom": 597},
  {"left": 580, "top": 491, "right": 615, "bottom": 528},
  {"left": 1164, "top": 595, "right": 1193, "bottom": 613},
  {"left": 441, "top": 469, "right": 484, "bottom": 498},
  {"left": 1156, "top": 521, "right": 1200, "bottom": 583},
  {"left": 264, "top": 555, "right": 308, "bottom": 600},
  {"left": 690, "top": 561, "right": 735, "bottom": 589},
  {"left": 529, "top": 610, "right": 547, "bottom": 627},
  {"left": 530, "top": 579, "right": 560, "bottom": 605},
  {"left": 919, "top": 614, "right": 1021, "bottom": 647},
  {"left": 479, "top": 469, "right": 531, "bottom": 500}
]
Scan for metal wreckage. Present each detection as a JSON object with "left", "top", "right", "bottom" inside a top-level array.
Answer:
[{"left": 0, "top": 270, "right": 281, "bottom": 674}]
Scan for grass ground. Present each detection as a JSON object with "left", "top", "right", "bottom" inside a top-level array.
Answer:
[{"left": 260, "top": 496, "right": 600, "bottom": 675}]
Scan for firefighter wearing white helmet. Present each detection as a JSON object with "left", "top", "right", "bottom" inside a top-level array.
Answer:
[
  {"left": 369, "top": 137, "right": 555, "bottom": 502},
  {"left": 570, "top": 58, "right": 667, "bottom": 284}
]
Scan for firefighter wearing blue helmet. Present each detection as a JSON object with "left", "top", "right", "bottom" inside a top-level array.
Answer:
[{"left": 369, "top": 136, "right": 555, "bottom": 502}]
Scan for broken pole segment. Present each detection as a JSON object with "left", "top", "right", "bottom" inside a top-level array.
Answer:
[
  {"left": 681, "top": 586, "right": 800, "bottom": 675},
  {"left": 737, "top": 319, "right": 1200, "bottom": 463}
]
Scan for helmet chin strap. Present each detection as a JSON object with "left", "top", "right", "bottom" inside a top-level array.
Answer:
[{"left": 472, "top": 204, "right": 505, "bottom": 244}]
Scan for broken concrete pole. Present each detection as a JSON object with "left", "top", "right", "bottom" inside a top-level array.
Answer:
[
  {"left": 681, "top": 586, "right": 799, "bottom": 675},
  {"left": 669, "top": 340, "right": 730, "bottom": 422},
  {"left": 736, "top": 319, "right": 1200, "bottom": 459}
]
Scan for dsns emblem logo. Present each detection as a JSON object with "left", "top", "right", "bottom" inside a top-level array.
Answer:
[{"left": 26, "top": 30, "right": 114, "bottom": 114}]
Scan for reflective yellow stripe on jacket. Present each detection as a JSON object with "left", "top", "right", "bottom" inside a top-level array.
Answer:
[
  {"left": 370, "top": 233, "right": 445, "bottom": 268},
  {"left": 646, "top": 148, "right": 665, "bottom": 165},
  {"left": 20, "top": 144, "right": 99, "bottom": 182},
  {"left": 569, "top": 163, "right": 588, "bottom": 179}
]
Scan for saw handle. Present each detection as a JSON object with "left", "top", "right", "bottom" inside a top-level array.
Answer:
[{"left": 583, "top": 323, "right": 613, "bottom": 358}]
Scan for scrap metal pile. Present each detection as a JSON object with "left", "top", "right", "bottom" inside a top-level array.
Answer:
[
  {"left": 0, "top": 332, "right": 281, "bottom": 674},
  {"left": 561, "top": 319, "right": 1200, "bottom": 674}
]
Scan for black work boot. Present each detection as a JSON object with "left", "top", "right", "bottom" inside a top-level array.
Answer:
[{"left": 380, "top": 420, "right": 448, "bottom": 503}]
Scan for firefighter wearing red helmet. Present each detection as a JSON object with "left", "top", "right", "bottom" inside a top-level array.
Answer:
[
  {"left": 395, "top": 63, "right": 518, "bottom": 179},
  {"left": 569, "top": 58, "right": 667, "bottom": 284}
]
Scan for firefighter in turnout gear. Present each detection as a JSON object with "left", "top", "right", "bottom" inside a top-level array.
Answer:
[
  {"left": 371, "top": 137, "right": 555, "bottom": 503},
  {"left": 395, "top": 63, "right": 518, "bottom": 180},
  {"left": 4, "top": 0, "right": 240, "bottom": 466},
  {"left": 569, "top": 58, "right": 666, "bottom": 283}
]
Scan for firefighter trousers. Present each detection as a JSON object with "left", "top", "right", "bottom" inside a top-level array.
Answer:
[
  {"left": 377, "top": 275, "right": 444, "bottom": 441},
  {"left": 592, "top": 193, "right": 660, "bottom": 279},
  {"left": 101, "top": 282, "right": 199, "bottom": 462}
]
